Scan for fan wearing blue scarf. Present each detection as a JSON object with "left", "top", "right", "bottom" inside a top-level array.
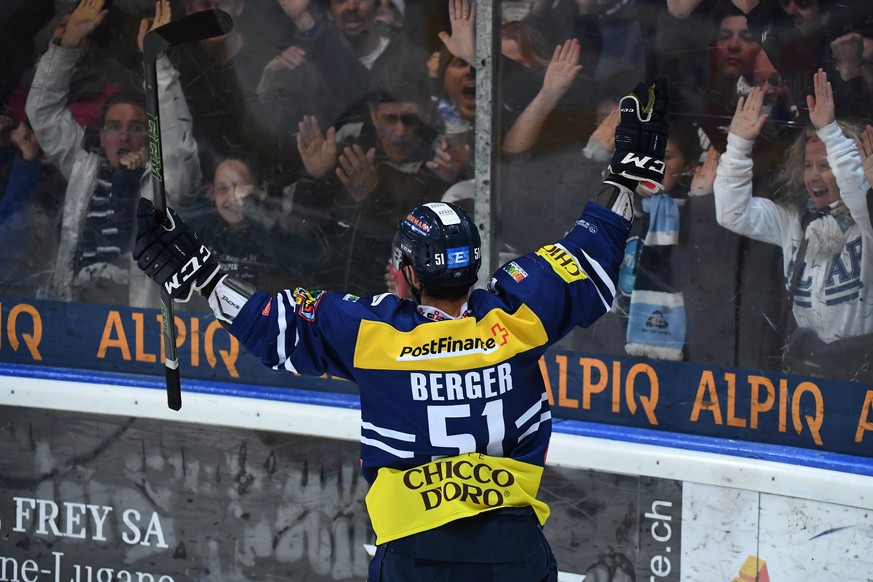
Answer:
[{"left": 620, "top": 121, "right": 703, "bottom": 361}]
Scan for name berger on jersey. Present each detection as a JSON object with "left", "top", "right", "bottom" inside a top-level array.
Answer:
[{"left": 402, "top": 323, "right": 514, "bottom": 402}]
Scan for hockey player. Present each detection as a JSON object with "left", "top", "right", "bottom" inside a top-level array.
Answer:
[{"left": 132, "top": 78, "right": 668, "bottom": 581}]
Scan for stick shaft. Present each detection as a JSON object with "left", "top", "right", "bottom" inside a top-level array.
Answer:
[
  {"left": 144, "top": 56, "right": 182, "bottom": 410},
  {"left": 140, "top": 9, "right": 233, "bottom": 411}
]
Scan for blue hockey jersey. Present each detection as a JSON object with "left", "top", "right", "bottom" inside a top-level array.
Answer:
[{"left": 226, "top": 202, "right": 629, "bottom": 542}]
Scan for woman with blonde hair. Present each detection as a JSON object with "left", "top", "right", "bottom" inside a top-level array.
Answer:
[{"left": 714, "top": 69, "right": 873, "bottom": 381}]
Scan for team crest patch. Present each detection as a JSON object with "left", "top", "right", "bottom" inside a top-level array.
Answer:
[
  {"left": 261, "top": 298, "right": 272, "bottom": 316},
  {"left": 343, "top": 294, "right": 360, "bottom": 302},
  {"left": 504, "top": 261, "right": 528, "bottom": 282},
  {"left": 293, "top": 288, "right": 324, "bottom": 321}
]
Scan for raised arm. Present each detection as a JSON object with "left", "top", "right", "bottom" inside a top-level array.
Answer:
[
  {"left": 495, "top": 78, "right": 670, "bottom": 339},
  {"left": 809, "top": 69, "right": 869, "bottom": 230},
  {"left": 501, "top": 39, "right": 582, "bottom": 155},
  {"left": 439, "top": 0, "right": 476, "bottom": 65},
  {"left": 25, "top": 0, "right": 109, "bottom": 179},
  {"left": 712, "top": 86, "right": 790, "bottom": 243}
]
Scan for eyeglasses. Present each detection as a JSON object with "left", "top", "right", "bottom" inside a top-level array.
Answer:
[{"left": 102, "top": 121, "right": 148, "bottom": 137}]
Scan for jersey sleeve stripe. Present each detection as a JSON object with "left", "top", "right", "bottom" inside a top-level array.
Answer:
[
  {"left": 362, "top": 421, "right": 417, "bottom": 442},
  {"left": 361, "top": 436, "right": 415, "bottom": 459},
  {"left": 272, "top": 291, "right": 300, "bottom": 374},
  {"left": 517, "top": 411, "right": 552, "bottom": 443},
  {"left": 577, "top": 247, "right": 616, "bottom": 311},
  {"left": 515, "top": 393, "right": 548, "bottom": 428}
]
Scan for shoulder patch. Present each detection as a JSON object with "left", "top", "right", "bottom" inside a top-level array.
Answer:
[
  {"left": 293, "top": 288, "right": 324, "bottom": 321},
  {"left": 343, "top": 294, "right": 360, "bottom": 302},
  {"left": 503, "top": 261, "right": 528, "bottom": 282}
]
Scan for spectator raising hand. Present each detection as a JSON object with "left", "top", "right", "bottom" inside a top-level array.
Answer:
[
  {"left": 60, "top": 0, "right": 109, "bottom": 49},
  {"left": 25, "top": 0, "right": 200, "bottom": 307},
  {"left": 297, "top": 115, "right": 337, "bottom": 180},
  {"left": 807, "top": 69, "right": 835, "bottom": 130},
  {"left": 690, "top": 147, "right": 718, "bottom": 196},
  {"left": 137, "top": 0, "right": 172, "bottom": 55},
  {"left": 336, "top": 144, "right": 377, "bottom": 202},
  {"left": 502, "top": 38, "right": 583, "bottom": 155},
  {"left": 830, "top": 33, "right": 864, "bottom": 82},
  {"left": 439, "top": 0, "right": 476, "bottom": 65},
  {"left": 590, "top": 105, "right": 620, "bottom": 155},
  {"left": 715, "top": 67, "right": 873, "bottom": 381},
  {"left": 729, "top": 86, "right": 768, "bottom": 142}
]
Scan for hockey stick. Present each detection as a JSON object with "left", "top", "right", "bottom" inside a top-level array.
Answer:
[{"left": 142, "top": 9, "right": 233, "bottom": 410}]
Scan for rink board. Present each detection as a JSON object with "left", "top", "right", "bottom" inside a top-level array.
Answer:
[
  {"left": 0, "top": 373, "right": 871, "bottom": 581},
  {"left": 1, "top": 296, "right": 873, "bottom": 580},
  {"left": 1, "top": 297, "right": 873, "bottom": 460}
]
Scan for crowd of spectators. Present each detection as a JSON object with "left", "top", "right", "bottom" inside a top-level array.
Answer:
[{"left": 1, "top": 0, "right": 872, "bottom": 380}]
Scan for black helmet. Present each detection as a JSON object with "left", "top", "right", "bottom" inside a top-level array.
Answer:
[{"left": 392, "top": 202, "right": 481, "bottom": 291}]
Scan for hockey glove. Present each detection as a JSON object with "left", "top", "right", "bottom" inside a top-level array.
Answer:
[
  {"left": 133, "top": 197, "right": 221, "bottom": 302},
  {"left": 609, "top": 77, "right": 669, "bottom": 194}
]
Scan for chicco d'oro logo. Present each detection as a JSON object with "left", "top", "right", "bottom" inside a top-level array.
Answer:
[{"left": 402, "top": 457, "right": 515, "bottom": 511}]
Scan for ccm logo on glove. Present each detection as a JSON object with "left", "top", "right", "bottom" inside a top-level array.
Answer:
[
  {"left": 615, "top": 152, "right": 666, "bottom": 174},
  {"left": 134, "top": 197, "right": 221, "bottom": 303},
  {"left": 164, "top": 245, "right": 213, "bottom": 296}
]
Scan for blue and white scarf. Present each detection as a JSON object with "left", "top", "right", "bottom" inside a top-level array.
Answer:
[{"left": 621, "top": 194, "right": 686, "bottom": 361}]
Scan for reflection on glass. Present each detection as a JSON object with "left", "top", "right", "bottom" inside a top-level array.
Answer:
[{"left": 2, "top": 1, "right": 873, "bottom": 384}]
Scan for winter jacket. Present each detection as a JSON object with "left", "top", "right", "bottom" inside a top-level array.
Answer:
[
  {"left": 714, "top": 121, "right": 873, "bottom": 343},
  {"left": 25, "top": 42, "right": 200, "bottom": 307}
]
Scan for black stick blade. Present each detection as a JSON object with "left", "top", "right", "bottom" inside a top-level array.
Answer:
[
  {"left": 166, "top": 366, "right": 182, "bottom": 410},
  {"left": 143, "top": 9, "right": 233, "bottom": 58}
]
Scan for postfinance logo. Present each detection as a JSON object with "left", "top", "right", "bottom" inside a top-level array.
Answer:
[
  {"left": 399, "top": 335, "right": 497, "bottom": 360},
  {"left": 354, "top": 305, "right": 547, "bottom": 371},
  {"left": 536, "top": 244, "right": 588, "bottom": 283}
]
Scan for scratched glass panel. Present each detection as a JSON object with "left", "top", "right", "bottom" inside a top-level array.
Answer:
[{"left": 492, "top": 1, "right": 873, "bottom": 395}]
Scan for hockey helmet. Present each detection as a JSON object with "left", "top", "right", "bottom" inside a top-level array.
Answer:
[{"left": 392, "top": 202, "right": 481, "bottom": 290}]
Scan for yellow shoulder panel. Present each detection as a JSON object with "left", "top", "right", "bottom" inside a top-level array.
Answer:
[{"left": 354, "top": 304, "right": 548, "bottom": 371}]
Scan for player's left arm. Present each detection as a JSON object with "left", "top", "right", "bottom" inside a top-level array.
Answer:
[
  {"left": 490, "top": 78, "right": 669, "bottom": 338},
  {"left": 133, "top": 196, "right": 355, "bottom": 377}
]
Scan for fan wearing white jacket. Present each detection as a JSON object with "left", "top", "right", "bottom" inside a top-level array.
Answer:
[
  {"left": 24, "top": 0, "right": 200, "bottom": 308},
  {"left": 714, "top": 69, "right": 873, "bottom": 380}
]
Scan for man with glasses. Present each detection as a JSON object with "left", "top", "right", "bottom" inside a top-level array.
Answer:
[
  {"left": 25, "top": 0, "right": 200, "bottom": 306},
  {"left": 291, "top": 50, "right": 465, "bottom": 297}
]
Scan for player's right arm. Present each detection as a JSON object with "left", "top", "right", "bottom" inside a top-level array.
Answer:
[{"left": 132, "top": 197, "right": 358, "bottom": 378}]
